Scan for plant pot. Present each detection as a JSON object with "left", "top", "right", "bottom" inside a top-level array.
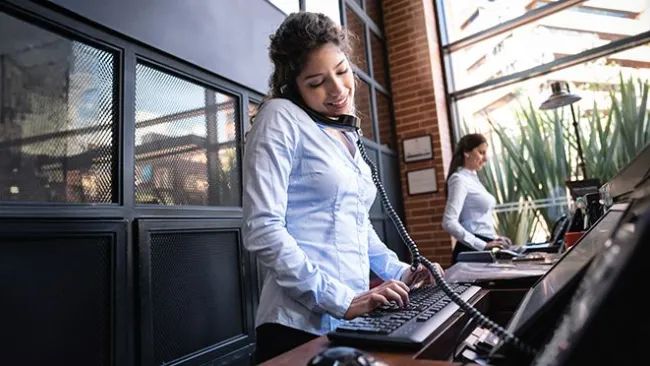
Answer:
[{"left": 565, "top": 231, "right": 585, "bottom": 250}]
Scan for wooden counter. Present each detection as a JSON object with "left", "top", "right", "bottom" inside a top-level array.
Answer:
[{"left": 261, "top": 288, "right": 528, "bottom": 366}]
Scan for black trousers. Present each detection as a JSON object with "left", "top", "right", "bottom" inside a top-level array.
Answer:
[
  {"left": 451, "top": 234, "right": 495, "bottom": 264},
  {"left": 254, "top": 323, "right": 319, "bottom": 364}
]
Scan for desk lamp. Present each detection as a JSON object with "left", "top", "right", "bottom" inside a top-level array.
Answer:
[{"left": 539, "top": 81, "right": 587, "bottom": 179}]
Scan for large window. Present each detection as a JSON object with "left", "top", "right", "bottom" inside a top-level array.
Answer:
[
  {"left": 0, "top": 12, "right": 118, "bottom": 203},
  {"left": 135, "top": 63, "right": 241, "bottom": 206},
  {"left": 436, "top": 0, "right": 650, "bottom": 242}
]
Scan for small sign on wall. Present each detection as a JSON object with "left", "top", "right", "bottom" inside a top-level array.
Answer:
[
  {"left": 402, "top": 135, "right": 433, "bottom": 163},
  {"left": 407, "top": 167, "right": 438, "bottom": 195}
]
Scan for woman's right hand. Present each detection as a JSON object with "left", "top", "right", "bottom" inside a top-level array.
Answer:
[
  {"left": 485, "top": 240, "right": 506, "bottom": 250},
  {"left": 343, "top": 279, "right": 410, "bottom": 320}
]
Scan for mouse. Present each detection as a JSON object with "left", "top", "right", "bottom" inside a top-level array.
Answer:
[
  {"left": 491, "top": 247, "right": 520, "bottom": 259},
  {"left": 306, "top": 346, "right": 385, "bottom": 366}
]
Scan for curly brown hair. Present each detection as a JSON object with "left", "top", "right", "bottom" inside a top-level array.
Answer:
[
  {"left": 269, "top": 11, "right": 353, "bottom": 98},
  {"left": 250, "top": 12, "right": 355, "bottom": 125}
]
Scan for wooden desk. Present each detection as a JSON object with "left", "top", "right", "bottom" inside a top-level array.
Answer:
[
  {"left": 261, "top": 288, "right": 527, "bottom": 366},
  {"left": 260, "top": 335, "right": 474, "bottom": 366}
]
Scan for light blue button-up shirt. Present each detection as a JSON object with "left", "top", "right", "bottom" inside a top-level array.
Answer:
[
  {"left": 242, "top": 99, "right": 410, "bottom": 336},
  {"left": 442, "top": 168, "right": 497, "bottom": 250}
]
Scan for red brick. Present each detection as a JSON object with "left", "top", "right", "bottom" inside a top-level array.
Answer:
[{"left": 384, "top": 0, "right": 453, "bottom": 262}]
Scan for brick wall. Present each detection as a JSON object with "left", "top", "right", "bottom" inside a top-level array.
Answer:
[{"left": 382, "top": 0, "right": 454, "bottom": 267}]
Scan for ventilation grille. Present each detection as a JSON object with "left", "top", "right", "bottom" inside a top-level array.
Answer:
[
  {"left": 150, "top": 230, "right": 244, "bottom": 364},
  {"left": 0, "top": 234, "right": 112, "bottom": 365}
]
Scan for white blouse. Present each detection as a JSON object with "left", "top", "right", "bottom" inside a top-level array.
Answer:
[{"left": 442, "top": 168, "right": 497, "bottom": 250}]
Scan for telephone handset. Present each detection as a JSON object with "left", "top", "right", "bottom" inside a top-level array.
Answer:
[
  {"left": 283, "top": 96, "right": 362, "bottom": 132},
  {"left": 286, "top": 96, "right": 535, "bottom": 356}
]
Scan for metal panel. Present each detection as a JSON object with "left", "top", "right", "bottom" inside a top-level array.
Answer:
[
  {"left": 45, "top": 0, "right": 284, "bottom": 94},
  {"left": 137, "top": 218, "right": 254, "bottom": 366},
  {"left": 0, "top": 219, "right": 128, "bottom": 366}
]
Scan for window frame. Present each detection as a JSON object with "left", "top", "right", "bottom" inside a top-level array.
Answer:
[
  {"left": 433, "top": 0, "right": 650, "bottom": 143},
  {"left": 0, "top": 0, "right": 260, "bottom": 217}
]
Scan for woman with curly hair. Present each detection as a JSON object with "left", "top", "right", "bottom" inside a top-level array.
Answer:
[{"left": 242, "top": 11, "right": 442, "bottom": 363}]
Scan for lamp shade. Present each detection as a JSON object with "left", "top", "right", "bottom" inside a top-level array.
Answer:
[{"left": 539, "top": 81, "right": 581, "bottom": 110}]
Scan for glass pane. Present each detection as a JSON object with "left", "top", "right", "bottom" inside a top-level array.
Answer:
[
  {"left": 305, "top": 0, "right": 341, "bottom": 25},
  {"left": 345, "top": 6, "right": 369, "bottom": 73},
  {"left": 442, "top": 0, "right": 554, "bottom": 44},
  {"left": 370, "top": 33, "right": 388, "bottom": 88},
  {"left": 268, "top": 0, "right": 299, "bottom": 14},
  {"left": 246, "top": 101, "right": 259, "bottom": 136},
  {"left": 355, "top": 81, "right": 374, "bottom": 140},
  {"left": 365, "top": 0, "right": 383, "bottom": 28},
  {"left": 376, "top": 92, "right": 395, "bottom": 149},
  {"left": 449, "top": 1, "right": 650, "bottom": 91},
  {"left": 135, "top": 63, "right": 240, "bottom": 206},
  {"left": 0, "top": 12, "right": 116, "bottom": 203},
  {"left": 456, "top": 42, "right": 650, "bottom": 242}
]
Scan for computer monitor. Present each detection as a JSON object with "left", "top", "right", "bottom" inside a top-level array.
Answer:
[
  {"left": 565, "top": 178, "right": 600, "bottom": 199},
  {"left": 532, "top": 196, "right": 648, "bottom": 366},
  {"left": 507, "top": 204, "right": 626, "bottom": 333},
  {"left": 489, "top": 203, "right": 628, "bottom": 361},
  {"left": 603, "top": 142, "right": 650, "bottom": 202}
]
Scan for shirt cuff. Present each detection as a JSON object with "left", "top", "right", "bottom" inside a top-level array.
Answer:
[
  {"left": 395, "top": 262, "right": 412, "bottom": 282},
  {"left": 472, "top": 237, "right": 488, "bottom": 251},
  {"left": 323, "top": 280, "right": 356, "bottom": 319}
]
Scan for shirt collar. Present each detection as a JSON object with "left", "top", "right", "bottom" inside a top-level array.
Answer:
[{"left": 459, "top": 167, "right": 478, "bottom": 176}]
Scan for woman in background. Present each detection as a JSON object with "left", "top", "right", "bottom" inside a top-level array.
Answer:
[{"left": 442, "top": 133, "right": 511, "bottom": 263}]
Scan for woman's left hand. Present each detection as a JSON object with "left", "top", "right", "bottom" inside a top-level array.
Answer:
[{"left": 400, "top": 263, "right": 444, "bottom": 288}]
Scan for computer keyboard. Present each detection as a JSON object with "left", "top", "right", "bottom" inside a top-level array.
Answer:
[{"left": 327, "top": 283, "right": 481, "bottom": 349}]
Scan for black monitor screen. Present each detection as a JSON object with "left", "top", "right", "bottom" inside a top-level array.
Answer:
[
  {"left": 506, "top": 207, "right": 625, "bottom": 335},
  {"left": 606, "top": 142, "right": 650, "bottom": 200}
]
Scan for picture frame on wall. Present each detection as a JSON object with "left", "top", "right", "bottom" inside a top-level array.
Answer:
[
  {"left": 402, "top": 135, "right": 433, "bottom": 163},
  {"left": 407, "top": 167, "right": 438, "bottom": 195}
]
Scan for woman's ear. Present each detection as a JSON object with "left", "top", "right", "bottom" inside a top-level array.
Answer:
[{"left": 463, "top": 152, "right": 470, "bottom": 159}]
